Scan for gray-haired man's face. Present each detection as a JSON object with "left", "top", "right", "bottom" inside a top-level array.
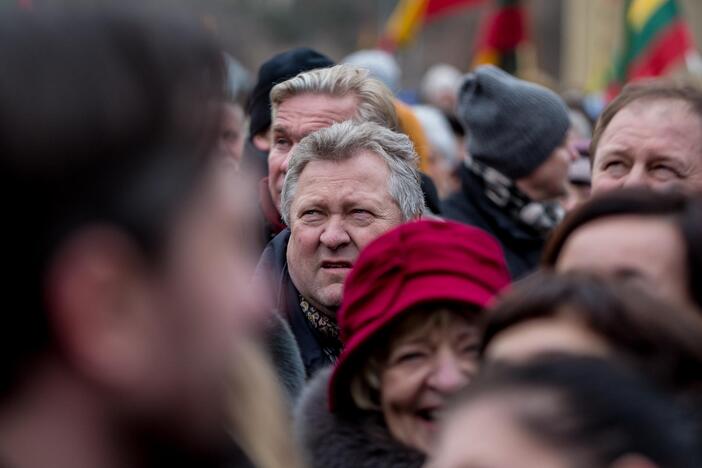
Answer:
[
  {"left": 286, "top": 150, "right": 403, "bottom": 315},
  {"left": 268, "top": 93, "right": 358, "bottom": 212}
]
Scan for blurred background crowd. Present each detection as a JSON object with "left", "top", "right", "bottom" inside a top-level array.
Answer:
[{"left": 3, "top": 1, "right": 702, "bottom": 468}]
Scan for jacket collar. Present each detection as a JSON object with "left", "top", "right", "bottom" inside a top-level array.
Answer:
[{"left": 459, "top": 164, "right": 555, "bottom": 242}]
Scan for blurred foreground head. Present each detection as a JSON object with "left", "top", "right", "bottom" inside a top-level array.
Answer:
[
  {"left": 0, "top": 9, "right": 262, "bottom": 468},
  {"left": 483, "top": 272, "right": 702, "bottom": 404},
  {"left": 429, "top": 357, "right": 701, "bottom": 468},
  {"left": 543, "top": 188, "right": 702, "bottom": 311}
]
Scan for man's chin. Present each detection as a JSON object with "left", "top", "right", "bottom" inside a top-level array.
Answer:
[{"left": 311, "top": 288, "right": 343, "bottom": 317}]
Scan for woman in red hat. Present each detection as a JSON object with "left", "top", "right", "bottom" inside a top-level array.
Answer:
[{"left": 293, "top": 220, "right": 511, "bottom": 468}]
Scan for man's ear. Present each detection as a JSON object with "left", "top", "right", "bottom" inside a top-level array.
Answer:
[
  {"left": 610, "top": 454, "right": 659, "bottom": 468},
  {"left": 253, "top": 132, "right": 270, "bottom": 152},
  {"left": 45, "top": 226, "right": 156, "bottom": 389}
]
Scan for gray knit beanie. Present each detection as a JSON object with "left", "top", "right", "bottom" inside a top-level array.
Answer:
[{"left": 457, "top": 65, "right": 570, "bottom": 180}]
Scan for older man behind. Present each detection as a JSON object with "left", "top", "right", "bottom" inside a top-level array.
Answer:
[
  {"left": 258, "top": 121, "right": 424, "bottom": 377},
  {"left": 591, "top": 80, "right": 702, "bottom": 195}
]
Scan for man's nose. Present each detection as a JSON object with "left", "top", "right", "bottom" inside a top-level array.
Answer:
[
  {"left": 319, "top": 217, "right": 351, "bottom": 250},
  {"left": 621, "top": 164, "right": 648, "bottom": 189}
]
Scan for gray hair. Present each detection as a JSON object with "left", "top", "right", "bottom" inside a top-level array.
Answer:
[
  {"left": 270, "top": 64, "right": 399, "bottom": 131},
  {"left": 281, "top": 121, "right": 424, "bottom": 226}
]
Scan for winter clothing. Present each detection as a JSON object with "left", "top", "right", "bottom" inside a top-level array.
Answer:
[
  {"left": 246, "top": 48, "right": 334, "bottom": 141},
  {"left": 264, "top": 311, "right": 306, "bottom": 403},
  {"left": 329, "top": 220, "right": 510, "bottom": 412},
  {"left": 256, "top": 229, "right": 340, "bottom": 381},
  {"left": 443, "top": 162, "right": 557, "bottom": 279},
  {"left": 457, "top": 65, "right": 570, "bottom": 180},
  {"left": 295, "top": 368, "right": 425, "bottom": 468},
  {"left": 419, "top": 172, "right": 442, "bottom": 215}
]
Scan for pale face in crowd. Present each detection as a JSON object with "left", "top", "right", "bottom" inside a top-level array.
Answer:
[
  {"left": 268, "top": 93, "right": 358, "bottom": 210},
  {"left": 286, "top": 150, "right": 404, "bottom": 314},
  {"left": 485, "top": 311, "right": 611, "bottom": 364},
  {"left": 592, "top": 99, "right": 702, "bottom": 195},
  {"left": 218, "top": 102, "right": 246, "bottom": 170},
  {"left": 517, "top": 134, "right": 577, "bottom": 201},
  {"left": 428, "top": 396, "right": 573, "bottom": 468},
  {"left": 379, "top": 309, "right": 481, "bottom": 455},
  {"left": 555, "top": 215, "right": 692, "bottom": 309}
]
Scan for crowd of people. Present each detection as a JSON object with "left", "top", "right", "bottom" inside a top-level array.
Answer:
[{"left": 3, "top": 7, "right": 702, "bottom": 468}]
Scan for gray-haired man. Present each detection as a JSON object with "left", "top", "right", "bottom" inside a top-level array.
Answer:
[{"left": 258, "top": 121, "right": 424, "bottom": 379}]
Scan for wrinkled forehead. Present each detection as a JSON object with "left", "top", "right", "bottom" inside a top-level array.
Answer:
[
  {"left": 296, "top": 150, "right": 391, "bottom": 187},
  {"left": 620, "top": 96, "right": 700, "bottom": 119}
]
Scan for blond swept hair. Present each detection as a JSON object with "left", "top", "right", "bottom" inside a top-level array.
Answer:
[
  {"left": 227, "top": 338, "right": 306, "bottom": 468},
  {"left": 270, "top": 64, "right": 399, "bottom": 131}
]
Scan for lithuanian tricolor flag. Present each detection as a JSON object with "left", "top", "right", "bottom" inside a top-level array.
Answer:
[
  {"left": 608, "top": 0, "right": 695, "bottom": 97},
  {"left": 472, "top": 0, "right": 526, "bottom": 74},
  {"left": 380, "top": 0, "right": 487, "bottom": 51}
]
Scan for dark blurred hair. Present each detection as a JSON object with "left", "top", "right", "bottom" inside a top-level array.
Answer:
[
  {"left": 543, "top": 188, "right": 702, "bottom": 310},
  {"left": 591, "top": 79, "right": 702, "bottom": 157},
  {"left": 482, "top": 272, "right": 702, "bottom": 401},
  {"left": 0, "top": 10, "right": 225, "bottom": 395},
  {"left": 452, "top": 356, "right": 702, "bottom": 468}
]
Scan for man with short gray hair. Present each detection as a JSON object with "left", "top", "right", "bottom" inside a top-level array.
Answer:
[{"left": 258, "top": 121, "right": 424, "bottom": 377}]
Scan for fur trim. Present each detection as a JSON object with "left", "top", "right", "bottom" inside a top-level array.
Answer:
[
  {"left": 265, "top": 313, "right": 306, "bottom": 403},
  {"left": 294, "top": 368, "right": 425, "bottom": 468}
]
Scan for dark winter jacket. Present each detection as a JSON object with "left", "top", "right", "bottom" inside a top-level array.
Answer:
[
  {"left": 294, "top": 368, "right": 425, "bottom": 468},
  {"left": 442, "top": 165, "right": 544, "bottom": 279},
  {"left": 256, "top": 229, "right": 340, "bottom": 383}
]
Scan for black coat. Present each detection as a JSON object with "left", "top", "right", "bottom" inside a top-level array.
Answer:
[
  {"left": 442, "top": 166, "right": 545, "bottom": 280},
  {"left": 256, "top": 229, "right": 339, "bottom": 382},
  {"left": 294, "top": 368, "right": 425, "bottom": 468}
]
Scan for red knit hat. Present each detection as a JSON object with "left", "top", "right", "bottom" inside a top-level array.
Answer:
[{"left": 328, "top": 219, "right": 511, "bottom": 412}]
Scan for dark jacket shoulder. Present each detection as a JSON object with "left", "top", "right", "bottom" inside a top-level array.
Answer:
[{"left": 256, "top": 230, "right": 335, "bottom": 383}]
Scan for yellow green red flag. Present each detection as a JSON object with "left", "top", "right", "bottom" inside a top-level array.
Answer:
[
  {"left": 380, "top": 0, "right": 487, "bottom": 50},
  {"left": 608, "top": 0, "right": 695, "bottom": 97}
]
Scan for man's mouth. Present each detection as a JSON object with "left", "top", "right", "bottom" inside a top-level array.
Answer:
[{"left": 320, "top": 261, "right": 353, "bottom": 270}]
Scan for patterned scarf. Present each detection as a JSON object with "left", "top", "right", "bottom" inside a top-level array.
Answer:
[
  {"left": 465, "top": 158, "right": 564, "bottom": 236},
  {"left": 299, "top": 295, "right": 342, "bottom": 364}
]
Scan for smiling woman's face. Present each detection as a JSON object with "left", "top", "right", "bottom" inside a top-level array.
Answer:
[{"left": 378, "top": 308, "right": 481, "bottom": 455}]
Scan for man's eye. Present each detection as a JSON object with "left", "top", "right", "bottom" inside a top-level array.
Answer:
[
  {"left": 602, "top": 160, "right": 628, "bottom": 175},
  {"left": 301, "top": 209, "right": 322, "bottom": 219},
  {"left": 274, "top": 138, "right": 290, "bottom": 148},
  {"left": 650, "top": 165, "right": 679, "bottom": 179}
]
